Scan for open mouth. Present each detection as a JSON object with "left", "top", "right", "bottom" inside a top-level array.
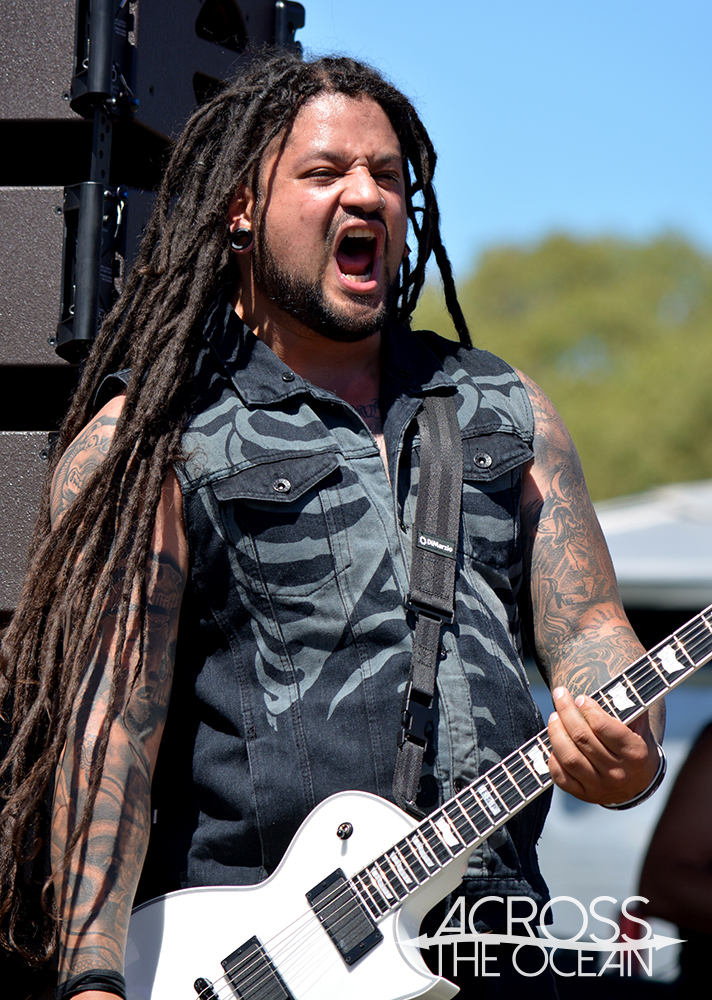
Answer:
[{"left": 335, "top": 227, "right": 379, "bottom": 284}]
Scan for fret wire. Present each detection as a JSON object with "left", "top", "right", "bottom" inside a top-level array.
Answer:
[
  {"left": 389, "top": 846, "right": 418, "bottom": 887},
  {"left": 350, "top": 875, "right": 380, "bottom": 919},
  {"left": 644, "top": 654, "right": 668, "bottom": 686},
  {"left": 365, "top": 868, "right": 391, "bottom": 910},
  {"left": 599, "top": 677, "right": 641, "bottom": 722},
  {"left": 519, "top": 749, "right": 547, "bottom": 789},
  {"left": 471, "top": 784, "right": 500, "bottom": 822},
  {"left": 453, "top": 796, "right": 481, "bottom": 840},
  {"left": 410, "top": 830, "right": 440, "bottom": 870},
  {"left": 620, "top": 673, "right": 644, "bottom": 703},
  {"left": 421, "top": 819, "right": 455, "bottom": 863},
  {"left": 357, "top": 871, "right": 388, "bottom": 914},
  {"left": 603, "top": 674, "right": 642, "bottom": 704},
  {"left": 433, "top": 809, "right": 467, "bottom": 852},
  {"left": 680, "top": 614, "right": 712, "bottom": 654},
  {"left": 484, "top": 773, "right": 508, "bottom": 810},
  {"left": 629, "top": 661, "right": 668, "bottom": 703},
  {"left": 683, "top": 632, "right": 712, "bottom": 665},
  {"left": 487, "top": 769, "right": 522, "bottom": 811},
  {"left": 376, "top": 856, "right": 407, "bottom": 899},
  {"left": 674, "top": 636, "right": 695, "bottom": 665},
  {"left": 457, "top": 787, "right": 491, "bottom": 835},
  {"left": 398, "top": 839, "right": 429, "bottom": 881},
  {"left": 445, "top": 799, "right": 478, "bottom": 843},
  {"left": 595, "top": 689, "right": 619, "bottom": 719},
  {"left": 501, "top": 761, "right": 526, "bottom": 799},
  {"left": 507, "top": 752, "right": 536, "bottom": 784},
  {"left": 368, "top": 861, "right": 398, "bottom": 903}
]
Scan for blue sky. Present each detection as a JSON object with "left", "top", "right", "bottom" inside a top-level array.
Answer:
[{"left": 298, "top": 0, "right": 711, "bottom": 275}]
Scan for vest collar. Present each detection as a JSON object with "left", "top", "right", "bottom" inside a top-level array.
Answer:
[{"left": 202, "top": 294, "right": 456, "bottom": 407}]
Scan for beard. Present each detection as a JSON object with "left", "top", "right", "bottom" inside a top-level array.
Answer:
[{"left": 251, "top": 218, "right": 400, "bottom": 344}]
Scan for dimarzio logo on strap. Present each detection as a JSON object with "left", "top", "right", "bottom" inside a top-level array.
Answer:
[{"left": 416, "top": 531, "right": 456, "bottom": 559}]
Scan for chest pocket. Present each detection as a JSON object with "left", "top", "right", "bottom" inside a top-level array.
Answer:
[
  {"left": 460, "top": 431, "right": 534, "bottom": 569},
  {"left": 212, "top": 451, "right": 344, "bottom": 598}
]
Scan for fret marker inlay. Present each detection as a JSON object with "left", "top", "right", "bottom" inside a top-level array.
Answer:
[
  {"left": 477, "top": 786, "right": 501, "bottom": 816},
  {"left": 389, "top": 852, "right": 413, "bottom": 884},
  {"left": 434, "top": 816, "right": 459, "bottom": 847},
  {"left": 658, "top": 645, "right": 683, "bottom": 675},
  {"left": 526, "top": 746, "right": 549, "bottom": 776},
  {"left": 412, "top": 834, "right": 435, "bottom": 868},
  {"left": 370, "top": 866, "right": 394, "bottom": 900},
  {"left": 608, "top": 680, "right": 635, "bottom": 712}
]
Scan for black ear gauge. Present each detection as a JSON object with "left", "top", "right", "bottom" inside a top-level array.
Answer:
[{"left": 229, "top": 228, "right": 254, "bottom": 253}]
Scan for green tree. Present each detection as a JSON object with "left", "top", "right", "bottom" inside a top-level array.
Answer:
[{"left": 414, "top": 234, "right": 712, "bottom": 500}]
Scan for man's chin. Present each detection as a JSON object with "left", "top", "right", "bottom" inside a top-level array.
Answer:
[{"left": 282, "top": 297, "right": 389, "bottom": 344}]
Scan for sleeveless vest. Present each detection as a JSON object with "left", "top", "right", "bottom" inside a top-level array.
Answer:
[{"left": 140, "top": 297, "right": 552, "bottom": 922}]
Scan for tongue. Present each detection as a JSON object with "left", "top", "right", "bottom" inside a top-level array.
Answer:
[{"left": 336, "top": 247, "right": 372, "bottom": 276}]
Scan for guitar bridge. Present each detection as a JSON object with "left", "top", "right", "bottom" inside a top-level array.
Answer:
[
  {"left": 221, "top": 936, "right": 294, "bottom": 1000},
  {"left": 306, "top": 868, "right": 383, "bottom": 966}
]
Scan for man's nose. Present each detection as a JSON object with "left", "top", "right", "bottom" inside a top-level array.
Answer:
[{"left": 341, "top": 167, "right": 383, "bottom": 213}]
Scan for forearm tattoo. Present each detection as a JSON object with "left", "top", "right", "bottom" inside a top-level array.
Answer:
[
  {"left": 520, "top": 378, "right": 649, "bottom": 700},
  {"left": 53, "top": 547, "right": 184, "bottom": 979}
]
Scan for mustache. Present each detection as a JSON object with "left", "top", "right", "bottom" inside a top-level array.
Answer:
[{"left": 326, "top": 210, "right": 386, "bottom": 248}]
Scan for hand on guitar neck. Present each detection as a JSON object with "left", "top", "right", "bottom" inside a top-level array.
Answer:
[{"left": 547, "top": 685, "right": 661, "bottom": 805}]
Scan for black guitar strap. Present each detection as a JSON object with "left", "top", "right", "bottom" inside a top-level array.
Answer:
[{"left": 393, "top": 392, "right": 463, "bottom": 816}]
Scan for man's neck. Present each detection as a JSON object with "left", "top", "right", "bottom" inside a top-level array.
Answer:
[
  {"left": 231, "top": 293, "right": 383, "bottom": 408},
  {"left": 231, "top": 294, "right": 390, "bottom": 476}
]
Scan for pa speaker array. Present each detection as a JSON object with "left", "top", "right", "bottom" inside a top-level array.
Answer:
[{"left": 0, "top": 0, "right": 305, "bottom": 614}]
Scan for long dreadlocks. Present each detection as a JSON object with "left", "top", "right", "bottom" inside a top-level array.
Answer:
[{"left": 0, "top": 48, "right": 471, "bottom": 962}]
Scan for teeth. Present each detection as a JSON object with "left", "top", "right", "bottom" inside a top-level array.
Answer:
[
  {"left": 343, "top": 274, "right": 372, "bottom": 282},
  {"left": 346, "top": 227, "right": 377, "bottom": 239}
]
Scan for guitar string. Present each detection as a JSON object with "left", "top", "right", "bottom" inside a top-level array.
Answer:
[
  {"left": 198, "top": 758, "right": 550, "bottom": 1000},
  {"left": 198, "top": 813, "right": 478, "bottom": 1000},
  {"left": 195, "top": 608, "right": 712, "bottom": 999}
]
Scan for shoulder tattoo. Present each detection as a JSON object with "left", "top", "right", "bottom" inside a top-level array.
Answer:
[{"left": 50, "top": 414, "right": 118, "bottom": 527}]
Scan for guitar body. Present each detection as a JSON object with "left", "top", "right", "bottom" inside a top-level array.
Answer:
[
  {"left": 125, "top": 607, "right": 712, "bottom": 999},
  {"left": 125, "top": 790, "right": 467, "bottom": 1000}
]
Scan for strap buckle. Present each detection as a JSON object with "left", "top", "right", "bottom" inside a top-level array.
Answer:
[
  {"left": 400, "top": 682, "right": 433, "bottom": 747},
  {"left": 405, "top": 595, "right": 455, "bottom": 625}
]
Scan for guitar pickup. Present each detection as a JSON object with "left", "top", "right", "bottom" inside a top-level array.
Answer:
[
  {"left": 221, "top": 936, "right": 294, "bottom": 1000},
  {"left": 306, "top": 868, "right": 383, "bottom": 966}
]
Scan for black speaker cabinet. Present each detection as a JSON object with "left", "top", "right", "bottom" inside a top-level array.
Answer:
[{"left": 0, "top": 0, "right": 305, "bottom": 613}]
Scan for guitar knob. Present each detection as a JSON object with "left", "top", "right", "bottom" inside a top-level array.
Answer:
[
  {"left": 337, "top": 822, "right": 353, "bottom": 840},
  {"left": 194, "top": 977, "right": 218, "bottom": 999}
]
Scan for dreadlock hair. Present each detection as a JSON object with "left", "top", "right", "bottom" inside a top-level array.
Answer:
[{"left": 0, "top": 47, "right": 471, "bottom": 962}]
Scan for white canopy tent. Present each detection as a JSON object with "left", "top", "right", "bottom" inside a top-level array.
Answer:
[{"left": 595, "top": 480, "right": 712, "bottom": 610}]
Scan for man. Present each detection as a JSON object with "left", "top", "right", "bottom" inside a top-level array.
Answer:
[{"left": 0, "top": 52, "right": 663, "bottom": 1000}]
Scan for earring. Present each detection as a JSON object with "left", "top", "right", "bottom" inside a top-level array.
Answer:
[{"left": 229, "top": 227, "right": 253, "bottom": 253}]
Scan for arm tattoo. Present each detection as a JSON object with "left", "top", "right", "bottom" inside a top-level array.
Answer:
[
  {"left": 520, "top": 378, "right": 648, "bottom": 699},
  {"left": 50, "top": 414, "right": 118, "bottom": 526},
  {"left": 53, "top": 546, "right": 185, "bottom": 980}
]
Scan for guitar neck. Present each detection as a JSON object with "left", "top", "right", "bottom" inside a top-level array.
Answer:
[{"left": 349, "top": 604, "right": 712, "bottom": 920}]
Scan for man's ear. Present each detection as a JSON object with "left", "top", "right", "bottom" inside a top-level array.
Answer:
[{"left": 227, "top": 184, "right": 255, "bottom": 231}]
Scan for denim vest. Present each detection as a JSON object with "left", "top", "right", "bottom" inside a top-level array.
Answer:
[{"left": 141, "top": 298, "right": 551, "bottom": 919}]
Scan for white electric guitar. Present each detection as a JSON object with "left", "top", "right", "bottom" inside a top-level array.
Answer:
[{"left": 125, "top": 606, "right": 712, "bottom": 1000}]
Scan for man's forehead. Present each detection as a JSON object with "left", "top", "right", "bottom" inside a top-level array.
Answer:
[{"left": 270, "top": 92, "right": 403, "bottom": 166}]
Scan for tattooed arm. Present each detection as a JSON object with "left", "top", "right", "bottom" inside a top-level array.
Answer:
[
  {"left": 50, "top": 397, "right": 188, "bottom": 999},
  {"left": 518, "top": 373, "right": 664, "bottom": 804}
]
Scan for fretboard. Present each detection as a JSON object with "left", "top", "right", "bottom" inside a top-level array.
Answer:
[{"left": 349, "top": 603, "right": 712, "bottom": 920}]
